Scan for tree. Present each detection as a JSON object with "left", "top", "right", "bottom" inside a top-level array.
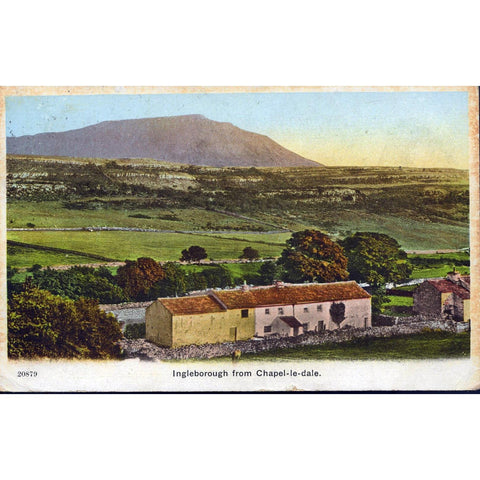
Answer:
[
  {"left": 201, "top": 265, "right": 233, "bottom": 289},
  {"left": 151, "top": 262, "right": 188, "bottom": 298},
  {"left": 180, "top": 246, "right": 208, "bottom": 262},
  {"left": 278, "top": 230, "right": 348, "bottom": 283},
  {"left": 340, "top": 232, "right": 412, "bottom": 286},
  {"left": 369, "top": 285, "right": 391, "bottom": 314},
  {"left": 7, "top": 266, "right": 18, "bottom": 281},
  {"left": 239, "top": 246, "right": 260, "bottom": 261},
  {"left": 258, "top": 261, "right": 283, "bottom": 285},
  {"left": 116, "top": 257, "right": 165, "bottom": 301},
  {"left": 32, "top": 266, "right": 128, "bottom": 304},
  {"left": 340, "top": 232, "right": 412, "bottom": 314},
  {"left": 8, "top": 285, "right": 122, "bottom": 359},
  {"left": 330, "top": 302, "right": 346, "bottom": 329},
  {"left": 28, "top": 264, "right": 42, "bottom": 273}
]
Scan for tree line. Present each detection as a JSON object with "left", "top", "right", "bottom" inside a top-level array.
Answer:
[{"left": 7, "top": 230, "right": 412, "bottom": 359}]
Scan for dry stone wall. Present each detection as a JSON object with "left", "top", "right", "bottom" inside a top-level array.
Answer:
[{"left": 120, "top": 318, "right": 459, "bottom": 361}]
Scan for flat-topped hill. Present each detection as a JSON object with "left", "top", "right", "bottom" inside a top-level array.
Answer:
[{"left": 7, "top": 115, "right": 321, "bottom": 168}]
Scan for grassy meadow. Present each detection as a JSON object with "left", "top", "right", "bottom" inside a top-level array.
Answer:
[
  {"left": 7, "top": 242, "right": 108, "bottom": 269},
  {"left": 7, "top": 156, "right": 470, "bottom": 271},
  {"left": 216, "top": 331, "right": 470, "bottom": 361},
  {"left": 7, "top": 230, "right": 289, "bottom": 267},
  {"left": 7, "top": 201, "right": 276, "bottom": 232}
]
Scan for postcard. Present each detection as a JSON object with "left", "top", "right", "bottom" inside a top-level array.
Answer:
[{"left": 0, "top": 86, "right": 478, "bottom": 392}]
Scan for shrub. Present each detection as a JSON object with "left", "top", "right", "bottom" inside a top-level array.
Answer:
[
  {"left": 124, "top": 323, "right": 146, "bottom": 339},
  {"left": 8, "top": 285, "right": 123, "bottom": 359},
  {"left": 28, "top": 264, "right": 42, "bottom": 273}
]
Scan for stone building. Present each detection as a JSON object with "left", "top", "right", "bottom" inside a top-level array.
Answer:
[
  {"left": 146, "top": 281, "right": 371, "bottom": 347},
  {"left": 100, "top": 301, "right": 151, "bottom": 331},
  {"left": 412, "top": 272, "right": 470, "bottom": 322},
  {"left": 145, "top": 294, "right": 255, "bottom": 347}
]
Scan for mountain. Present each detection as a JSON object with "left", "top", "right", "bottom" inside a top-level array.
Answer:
[{"left": 7, "top": 114, "right": 322, "bottom": 168}]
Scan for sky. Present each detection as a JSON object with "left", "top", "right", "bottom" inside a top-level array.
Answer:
[{"left": 5, "top": 91, "right": 470, "bottom": 168}]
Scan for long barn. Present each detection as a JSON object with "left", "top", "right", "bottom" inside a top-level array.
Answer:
[{"left": 146, "top": 281, "right": 371, "bottom": 347}]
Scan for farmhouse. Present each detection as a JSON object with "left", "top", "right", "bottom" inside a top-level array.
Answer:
[
  {"left": 146, "top": 281, "right": 371, "bottom": 347},
  {"left": 413, "top": 271, "right": 470, "bottom": 322}
]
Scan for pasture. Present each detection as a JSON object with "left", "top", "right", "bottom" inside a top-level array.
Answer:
[
  {"left": 7, "top": 230, "right": 289, "bottom": 267},
  {"left": 224, "top": 331, "right": 470, "bottom": 361}
]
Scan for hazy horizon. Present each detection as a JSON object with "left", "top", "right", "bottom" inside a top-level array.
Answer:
[{"left": 6, "top": 91, "right": 470, "bottom": 169}]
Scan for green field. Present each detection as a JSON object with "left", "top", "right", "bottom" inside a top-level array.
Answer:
[
  {"left": 409, "top": 251, "right": 470, "bottom": 279},
  {"left": 7, "top": 231, "right": 289, "bottom": 267},
  {"left": 327, "top": 211, "right": 469, "bottom": 250},
  {"left": 7, "top": 242, "right": 105, "bottom": 269},
  {"left": 7, "top": 201, "right": 276, "bottom": 232},
  {"left": 217, "top": 331, "right": 470, "bottom": 361},
  {"left": 7, "top": 158, "right": 471, "bottom": 271},
  {"left": 7, "top": 232, "right": 470, "bottom": 287},
  {"left": 386, "top": 296, "right": 413, "bottom": 307},
  {"left": 410, "top": 265, "right": 470, "bottom": 279},
  {"left": 7, "top": 158, "right": 469, "bottom": 252}
]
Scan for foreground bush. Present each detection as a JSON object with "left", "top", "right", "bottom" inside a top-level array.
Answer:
[
  {"left": 124, "top": 323, "right": 146, "bottom": 339},
  {"left": 8, "top": 284, "right": 123, "bottom": 359}
]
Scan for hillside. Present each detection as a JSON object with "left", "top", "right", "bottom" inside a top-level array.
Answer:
[
  {"left": 7, "top": 156, "right": 469, "bottom": 255},
  {"left": 6, "top": 115, "right": 321, "bottom": 168}
]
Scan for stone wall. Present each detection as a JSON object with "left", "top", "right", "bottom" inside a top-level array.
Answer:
[
  {"left": 413, "top": 282, "right": 441, "bottom": 315},
  {"left": 120, "top": 318, "right": 459, "bottom": 361}
]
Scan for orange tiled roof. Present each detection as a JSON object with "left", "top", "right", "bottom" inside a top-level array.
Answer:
[
  {"left": 212, "top": 281, "right": 370, "bottom": 309},
  {"left": 161, "top": 295, "right": 225, "bottom": 315}
]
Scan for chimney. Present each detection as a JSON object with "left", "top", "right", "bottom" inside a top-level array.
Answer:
[
  {"left": 274, "top": 280, "right": 285, "bottom": 288},
  {"left": 241, "top": 280, "right": 249, "bottom": 292},
  {"left": 446, "top": 269, "right": 461, "bottom": 284}
]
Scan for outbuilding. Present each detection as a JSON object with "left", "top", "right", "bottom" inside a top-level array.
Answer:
[{"left": 413, "top": 272, "right": 470, "bottom": 322}]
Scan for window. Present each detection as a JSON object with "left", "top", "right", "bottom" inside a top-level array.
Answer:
[
  {"left": 302, "top": 323, "right": 309, "bottom": 331},
  {"left": 278, "top": 307, "right": 284, "bottom": 315},
  {"left": 303, "top": 307, "right": 309, "bottom": 313},
  {"left": 241, "top": 309, "right": 249, "bottom": 318},
  {"left": 317, "top": 305, "right": 323, "bottom": 312},
  {"left": 264, "top": 326, "right": 272, "bottom": 333},
  {"left": 265, "top": 308, "right": 270, "bottom": 315}
]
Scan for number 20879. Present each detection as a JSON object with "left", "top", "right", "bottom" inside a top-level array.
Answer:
[{"left": 17, "top": 371, "right": 38, "bottom": 378}]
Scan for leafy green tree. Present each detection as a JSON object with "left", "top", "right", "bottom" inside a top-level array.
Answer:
[
  {"left": 180, "top": 246, "right": 208, "bottom": 262},
  {"left": 8, "top": 285, "right": 122, "bottom": 359},
  {"left": 239, "top": 246, "right": 260, "bottom": 261},
  {"left": 370, "top": 285, "right": 391, "bottom": 314},
  {"left": 201, "top": 265, "right": 233, "bottom": 289},
  {"left": 28, "top": 264, "right": 42, "bottom": 273},
  {"left": 151, "top": 262, "right": 188, "bottom": 297},
  {"left": 7, "top": 266, "right": 18, "bottom": 281},
  {"left": 185, "top": 272, "right": 208, "bottom": 292},
  {"left": 258, "top": 261, "right": 284, "bottom": 285},
  {"left": 340, "top": 232, "right": 411, "bottom": 314},
  {"left": 340, "top": 232, "right": 412, "bottom": 286},
  {"left": 116, "top": 257, "right": 165, "bottom": 301},
  {"left": 32, "top": 266, "right": 128, "bottom": 304},
  {"left": 7, "top": 267, "right": 24, "bottom": 299},
  {"left": 278, "top": 230, "right": 348, "bottom": 283}
]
